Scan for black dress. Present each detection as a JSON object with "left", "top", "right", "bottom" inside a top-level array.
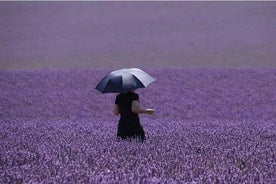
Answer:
[{"left": 115, "top": 91, "right": 145, "bottom": 142}]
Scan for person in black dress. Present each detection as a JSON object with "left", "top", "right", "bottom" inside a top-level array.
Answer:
[{"left": 113, "top": 90, "right": 154, "bottom": 142}]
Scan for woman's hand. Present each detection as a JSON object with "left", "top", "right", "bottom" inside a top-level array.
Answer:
[
  {"left": 132, "top": 101, "right": 154, "bottom": 115},
  {"left": 146, "top": 109, "right": 155, "bottom": 115}
]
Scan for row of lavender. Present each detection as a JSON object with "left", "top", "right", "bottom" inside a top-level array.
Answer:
[
  {"left": 1, "top": 69, "right": 276, "bottom": 122},
  {"left": 1, "top": 69, "right": 276, "bottom": 183},
  {"left": 1, "top": 118, "right": 275, "bottom": 183}
]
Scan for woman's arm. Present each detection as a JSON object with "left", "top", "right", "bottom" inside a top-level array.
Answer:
[
  {"left": 113, "top": 104, "right": 120, "bottom": 115},
  {"left": 132, "top": 100, "right": 154, "bottom": 115}
]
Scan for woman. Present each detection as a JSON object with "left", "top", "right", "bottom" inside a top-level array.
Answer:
[{"left": 113, "top": 90, "right": 154, "bottom": 142}]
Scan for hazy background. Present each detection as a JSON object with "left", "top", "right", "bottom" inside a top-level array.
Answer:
[{"left": 0, "top": 1, "right": 275, "bottom": 70}]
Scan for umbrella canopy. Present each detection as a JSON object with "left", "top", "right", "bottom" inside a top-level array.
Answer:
[{"left": 95, "top": 68, "right": 156, "bottom": 93}]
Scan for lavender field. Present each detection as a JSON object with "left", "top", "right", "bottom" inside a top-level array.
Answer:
[
  {"left": 0, "top": 69, "right": 276, "bottom": 183},
  {"left": 1, "top": 1, "right": 276, "bottom": 184}
]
